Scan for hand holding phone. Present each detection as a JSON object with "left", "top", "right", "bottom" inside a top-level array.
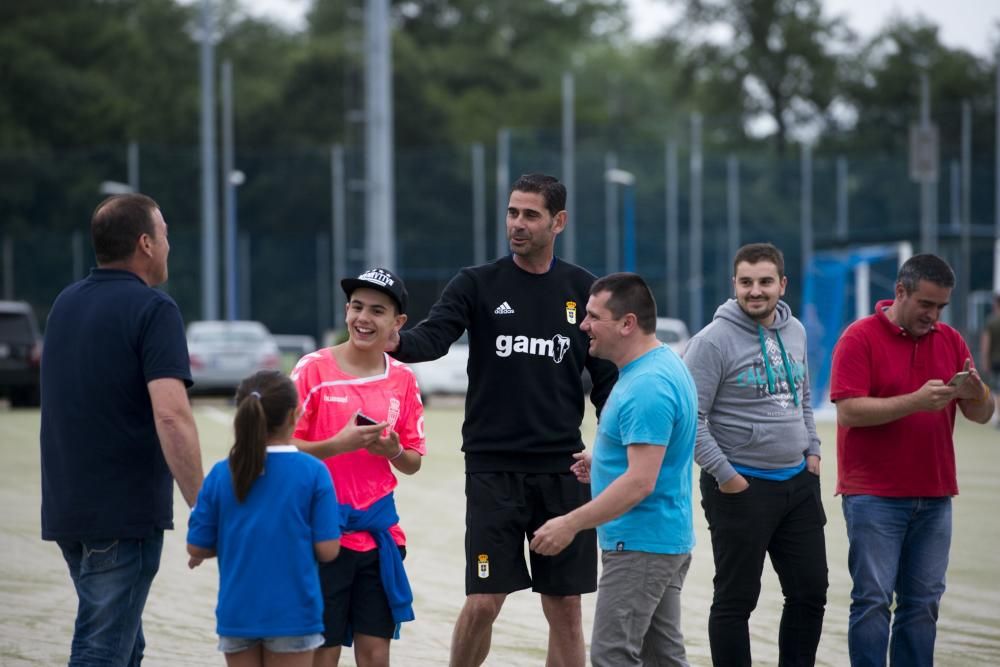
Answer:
[
  {"left": 355, "top": 411, "right": 377, "bottom": 426},
  {"left": 947, "top": 371, "right": 970, "bottom": 387}
]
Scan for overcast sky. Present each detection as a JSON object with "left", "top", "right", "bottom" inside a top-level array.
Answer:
[
  {"left": 628, "top": 0, "right": 997, "bottom": 56},
  {"left": 227, "top": 0, "right": 998, "bottom": 58}
]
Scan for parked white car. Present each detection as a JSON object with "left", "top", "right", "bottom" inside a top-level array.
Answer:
[
  {"left": 655, "top": 317, "right": 690, "bottom": 356},
  {"left": 187, "top": 320, "right": 282, "bottom": 395},
  {"left": 409, "top": 333, "right": 469, "bottom": 399}
]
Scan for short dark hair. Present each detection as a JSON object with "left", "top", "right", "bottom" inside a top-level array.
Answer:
[
  {"left": 91, "top": 194, "right": 160, "bottom": 264},
  {"left": 590, "top": 272, "right": 657, "bottom": 334},
  {"left": 511, "top": 173, "right": 566, "bottom": 216},
  {"left": 897, "top": 254, "right": 955, "bottom": 293},
  {"left": 733, "top": 242, "right": 785, "bottom": 279}
]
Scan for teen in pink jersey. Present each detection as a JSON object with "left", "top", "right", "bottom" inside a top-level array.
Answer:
[{"left": 291, "top": 267, "right": 425, "bottom": 667}]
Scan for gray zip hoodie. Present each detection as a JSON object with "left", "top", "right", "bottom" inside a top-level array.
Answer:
[{"left": 683, "top": 298, "right": 820, "bottom": 484}]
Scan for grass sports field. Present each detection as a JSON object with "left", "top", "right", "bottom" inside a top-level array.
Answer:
[{"left": 2, "top": 402, "right": 999, "bottom": 666}]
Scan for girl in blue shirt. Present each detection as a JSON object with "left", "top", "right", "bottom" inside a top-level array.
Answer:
[{"left": 188, "top": 370, "right": 342, "bottom": 667}]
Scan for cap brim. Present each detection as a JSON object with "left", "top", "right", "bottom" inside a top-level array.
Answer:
[{"left": 341, "top": 278, "right": 404, "bottom": 313}]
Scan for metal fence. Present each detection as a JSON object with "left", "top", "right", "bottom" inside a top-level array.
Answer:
[{"left": 2, "top": 126, "right": 998, "bottom": 342}]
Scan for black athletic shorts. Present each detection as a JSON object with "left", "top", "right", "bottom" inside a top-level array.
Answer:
[
  {"left": 464, "top": 471, "right": 597, "bottom": 596},
  {"left": 318, "top": 545, "right": 406, "bottom": 646}
]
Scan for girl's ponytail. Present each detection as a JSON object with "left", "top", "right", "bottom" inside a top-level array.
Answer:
[{"left": 229, "top": 370, "right": 299, "bottom": 502}]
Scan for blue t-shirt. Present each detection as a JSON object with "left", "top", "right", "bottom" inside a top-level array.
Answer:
[
  {"left": 188, "top": 446, "right": 342, "bottom": 638},
  {"left": 591, "top": 345, "right": 697, "bottom": 554},
  {"left": 40, "top": 269, "right": 192, "bottom": 541}
]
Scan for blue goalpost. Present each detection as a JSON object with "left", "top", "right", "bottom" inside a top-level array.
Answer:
[{"left": 802, "top": 242, "right": 913, "bottom": 408}]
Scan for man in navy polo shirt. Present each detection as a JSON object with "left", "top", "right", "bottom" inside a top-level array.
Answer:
[{"left": 40, "top": 193, "right": 204, "bottom": 666}]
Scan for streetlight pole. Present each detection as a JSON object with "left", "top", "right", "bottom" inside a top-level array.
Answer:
[
  {"left": 198, "top": 0, "right": 219, "bottom": 320},
  {"left": 221, "top": 60, "right": 244, "bottom": 322},
  {"left": 606, "top": 168, "right": 636, "bottom": 273}
]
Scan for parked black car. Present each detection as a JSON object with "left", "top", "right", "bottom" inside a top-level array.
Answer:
[{"left": 0, "top": 301, "right": 42, "bottom": 407}]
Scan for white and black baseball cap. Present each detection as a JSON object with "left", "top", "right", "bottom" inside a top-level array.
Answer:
[{"left": 341, "top": 267, "right": 408, "bottom": 314}]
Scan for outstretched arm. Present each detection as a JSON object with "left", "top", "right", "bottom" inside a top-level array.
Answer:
[
  {"left": 390, "top": 271, "right": 474, "bottom": 362},
  {"left": 529, "top": 444, "right": 665, "bottom": 556}
]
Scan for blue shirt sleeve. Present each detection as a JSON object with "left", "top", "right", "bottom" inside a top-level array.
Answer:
[
  {"left": 617, "top": 371, "right": 677, "bottom": 448},
  {"left": 187, "top": 464, "right": 220, "bottom": 548},
  {"left": 311, "top": 463, "right": 341, "bottom": 542}
]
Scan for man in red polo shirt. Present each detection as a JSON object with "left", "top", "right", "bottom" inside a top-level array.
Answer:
[{"left": 830, "top": 253, "right": 994, "bottom": 667}]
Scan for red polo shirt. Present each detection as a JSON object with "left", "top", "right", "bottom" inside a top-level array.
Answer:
[{"left": 830, "top": 299, "right": 972, "bottom": 497}]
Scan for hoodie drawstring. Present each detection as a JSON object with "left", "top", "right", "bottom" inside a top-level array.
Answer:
[{"left": 757, "top": 324, "right": 801, "bottom": 407}]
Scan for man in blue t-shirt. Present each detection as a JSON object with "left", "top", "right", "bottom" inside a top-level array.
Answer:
[
  {"left": 40, "top": 193, "right": 204, "bottom": 665},
  {"left": 531, "top": 272, "right": 697, "bottom": 667}
]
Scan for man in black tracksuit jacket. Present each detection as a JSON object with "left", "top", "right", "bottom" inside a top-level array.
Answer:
[{"left": 390, "top": 173, "right": 617, "bottom": 667}]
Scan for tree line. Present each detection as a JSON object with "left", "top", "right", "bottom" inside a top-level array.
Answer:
[{"left": 1, "top": 0, "right": 997, "bottom": 237}]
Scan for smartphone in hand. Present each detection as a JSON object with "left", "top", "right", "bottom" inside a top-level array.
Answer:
[
  {"left": 355, "top": 412, "right": 378, "bottom": 426},
  {"left": 947, "top": 371, "right": 971, "bottom": 387}
]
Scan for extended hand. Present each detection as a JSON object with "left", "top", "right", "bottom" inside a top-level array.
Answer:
[
  {"left": 529, "top": 516, "right": 577, "bottom": 556},
  {"left": 570, "top": 451, "right": 592, "bottom": 484}
]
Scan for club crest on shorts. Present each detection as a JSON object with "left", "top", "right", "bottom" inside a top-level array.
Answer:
[
  {"left": 565, "top": 301, "right": 577, "bottom": 325},
  {"left": 477, "top": 553, "right": 490, "bottom": 579}
]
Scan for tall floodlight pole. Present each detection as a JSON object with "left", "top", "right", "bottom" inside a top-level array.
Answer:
[
  {"left": 331, "top": 145, "right": 347, "bottom": 329},
  {"left": 801, "top": 143, "right": 814, "bottom": 287},
  {"left": 472, "top": 143, "right": 487, "bottom": 265},
  {"left": 199, "top": 0, "right": 219, "bottom": 320},
  {"left": 726, "top": 154, "right": 740, "bottom": 264},
  {"left": 665, "top": 140, "right": 679, "bottom": 318},
  {"left": 604, "top": 152, "right": 619, "bottom": 273},
  {"left": 960, "top": 100, "right": 972, "bottom": 331},
  {"left": 689, "top": 113, "right": 703, "bottom": 331},
  {"left": 364, "top": 0, "right": 395, "bottom": 270},
  {"left": 561, "top": 72, "right": 576, "bottom": 263},
  {"left": 127, "top": 141, "right": 140, "bottom": 192},
  {"left": 836, "top": 156, "right": 849, "bottom": 241},
  {"left": 221, "top": 60, "right": 239, "bottom": 321},
  {"left": 496, "top": 128, "right": 511, "bottom": 258},
  {"left": 918, "top": 72, "right": 938, "bottom": 255}
]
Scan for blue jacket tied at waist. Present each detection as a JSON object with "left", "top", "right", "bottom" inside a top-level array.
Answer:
[{"left": 339, "top": 492, "right": 414, "bottom": 641}]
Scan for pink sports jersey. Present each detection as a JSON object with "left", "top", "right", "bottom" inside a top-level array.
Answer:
[{"left": 291, "top": 349, "right": 426, "bottom": 552}]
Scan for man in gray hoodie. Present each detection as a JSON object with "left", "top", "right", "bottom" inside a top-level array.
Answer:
[{"left": 683, "top": 242, "right": 827, "bottom": 667}]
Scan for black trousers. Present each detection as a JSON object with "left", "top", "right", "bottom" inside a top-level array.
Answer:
[{"left": 700, "top": 468, "right": 829, "bottom": 667}]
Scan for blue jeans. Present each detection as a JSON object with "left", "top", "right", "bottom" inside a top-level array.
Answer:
[
  {"left": 57, "top": 532, "right": 164, "bottom": 666},
  {"left": 842, "top": 496, "right": 951, "bottom": 667}
]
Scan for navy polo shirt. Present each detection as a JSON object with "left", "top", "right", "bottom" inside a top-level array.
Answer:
[{"left": 40, "top": 269, "right": 192, "bottom": 541}]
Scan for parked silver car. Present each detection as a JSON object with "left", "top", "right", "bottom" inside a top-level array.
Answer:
[
  {"left": 655, "top": 317, "right": 690, "bottom": 356},
  {"left": 187, "top": 320, "right": 281, "bottom": 395}
]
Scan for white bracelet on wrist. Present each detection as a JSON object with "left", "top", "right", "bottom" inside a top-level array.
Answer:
[{"left": 389, "top": 445, "right": 405, "bottom": 461}]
